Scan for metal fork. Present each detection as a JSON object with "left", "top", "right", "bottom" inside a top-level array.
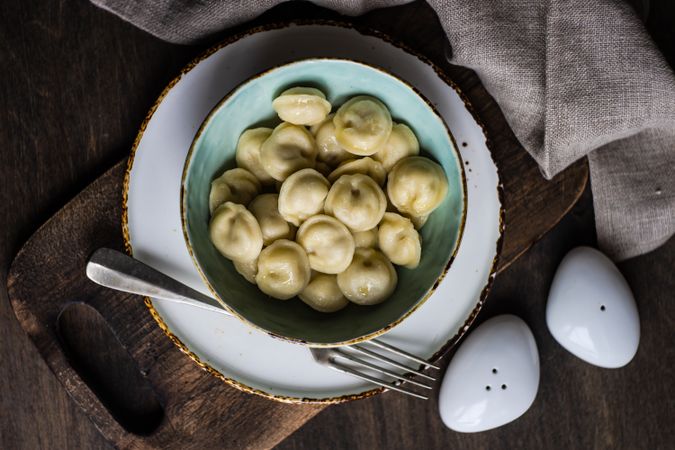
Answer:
[{"left": 86, "top": 248, "right": 439, "bottom": 399}]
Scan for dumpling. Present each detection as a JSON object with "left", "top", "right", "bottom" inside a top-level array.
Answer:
[
  {"left": 337, "top": 248, "right": 397, "bottom": 305},
  {"left": 352, "top": 227, "right": 378, "bottom": 248},
  {"left": 333, "top": 95, "right": 392, "bottom": 156},
  {"left": 410, "top": 214, "right": 429, "bottom": 229},
  {"left": 309, "top": 113, "right": 328, "bottom": 135},
  {"left": 248, "top": 193, "right": 295, "bottom": 245},
  {"left": 299, "top": 273, "right": 349, "bottom": 313},
  {"left": 327, "top": 157, "right": 386, "bottom": 186},
  {"left": 209, "top": 168, "right": 261, "bottom": 214},
  {"left": 272, "top": 87, "right": 331, "bottom": 126},
  {"left": 324, "top": 174, "right": 386, "bottom": 231},
  {"left": 260, "top": 122, "right": 317, "bottom": 181},
  {"left": 235, "top": 127, "right": 274, "bottom": 184},
  {"left": 312, "top": 114, "right": 352, "bottom": 166},
  {"left": 385, "top": 192, "right": 398, "bottom": 213},
  {"left": 255, "top": 239, "right": 311, "bottom": 300},
  {"left": 387, "top": 156, "right": 448, "bottom": 217},
  {"left": 373, "top": 123, "right": 420, "bottom": 171},
  {"left": 296, "top": 215, "right": 355, "bottom": 273},
  {"left": 278, "top": 168, "right": 330, "bottom": 226},
  {"left": 209, "top": 202, "right": 263, "bottom": 262},
  {"left": 378, "top": 213, "right": 422, "bottom": 269},
  {"left": 234, "top": 258, "right": 258, "bottom": 284}
]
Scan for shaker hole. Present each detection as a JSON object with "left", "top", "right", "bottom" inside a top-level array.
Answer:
[
  {"left": 600, "top": 305, "right": 606, "bottom": 311},
  {"left": 485, "top": 385, "right": 491, "bottom": 391},
  {"left": 501, "top": 384, "right": 507, "bottom": 390},
  {"left": 492, "top": 368, "right": 498, "bottom": 374}
]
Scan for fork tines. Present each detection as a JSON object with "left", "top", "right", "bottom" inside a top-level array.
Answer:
[{"left": 315, "top": 339, "right": 439, "bottom": 400}]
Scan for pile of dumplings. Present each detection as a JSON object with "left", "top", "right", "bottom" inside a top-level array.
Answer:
[{"left": 208, "top": 87, "right": 449, "bottom": 313}]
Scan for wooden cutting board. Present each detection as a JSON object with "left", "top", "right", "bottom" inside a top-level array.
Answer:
[{"left": 6, "top": 17, "right": 588, "bottom": 450}]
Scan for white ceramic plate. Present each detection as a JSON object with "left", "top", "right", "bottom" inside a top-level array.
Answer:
[{"left": 124, "top": 22, "right": 503, "bottom": 403}]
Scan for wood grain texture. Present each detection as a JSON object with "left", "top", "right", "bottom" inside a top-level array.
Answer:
[
  {"left": 0, "top": 0, "right": 197, "bottom": 448},
  {"left": 279, "top": 189, "right": 675, "bottom": 450},
  {"left": 0, "top": 0, "right": 671, "bottom": 449},
  {"left": 7, "top": 162, "right": 323, "bottom": 449},
  {"left": 4, "top": 124, "right": 582, "bottom": 449},
  {"left": 4, "top": 5, "right": 588, "bottom": 448}
]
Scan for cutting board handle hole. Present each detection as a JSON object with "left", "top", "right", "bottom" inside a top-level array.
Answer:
[{"left": 57, "top": 302, "right": 164, "bottom": 435}]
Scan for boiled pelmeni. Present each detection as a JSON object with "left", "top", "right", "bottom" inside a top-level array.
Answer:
[
  {"left": 272, "top": 87, "right": 331, "bottom": 126},
  {"left": 234, "top": 258, "right": 258, "bottom": 284},
  {"left": 255, "top": 239, "right": 311, "bottom": 300},
  {"left": 327, "top": 157, "right": 386, "bottom": 186},
  {"left": 352, "top": 227, "right": 378, "bottom": 248},
  {"left": 209, "top": 202, "right": 263, "bottom": 262},
  {"left": 248, "top": 193, "right": 295, "bottom": 245},
  {"left": 299, "top": 274, "right": 350, "bottom": 313},
  {"left": 373, "top": 123, "right": 420, "bottom": 171},
  {"left": 296, "top": 215, "right": 355, "bottom": 274},
  {"left": 312, "top": 113, "right": 352, "bottom": 166},
  {"left": 410, "top": 214, "right": 429, "bottom": 230},
  {"left": 260, "top": 122, "right": 317, "bottom": 181},
  {"left": 324, "top": 174, "right": 386, "bottom": 232},
  {"left": 209, "top": 168, "right": 261, "bottom": 214},
  {"left": 378, "top": 212, "right": 422, "bottom": 269},
  {"left": 387, "top": 156, "right": 448, "bottom": 217},
  {"left": 278, "top": 168, "right": 330, "bottom": 226},
  {"left": 337, "top": 248, "right": 397, "bottom": 305},
  {"left": 235, "top": 127, "right": 274, "bottom": 184},
  {"left": 334, "top": 95, "right": 392, "bottom": 156}
]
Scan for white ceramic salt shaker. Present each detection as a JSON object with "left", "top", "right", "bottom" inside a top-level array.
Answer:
[
  {"left": 546, "top": 246, "right": 640, "bottom": 368},
  {"left": 438, "top": 315, "right": 540, "bottom": 432}
]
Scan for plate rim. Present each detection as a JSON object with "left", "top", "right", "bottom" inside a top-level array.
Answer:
[
  {"left": 121, "top": 18, "right": 505, "bottom": 404},
  {"left": 180, "top": 56, "right": 469, "bottom": 347}
]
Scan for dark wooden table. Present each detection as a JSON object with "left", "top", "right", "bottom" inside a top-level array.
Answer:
[{"left": 1, "top": 1, "right": 673, "bottom": 449}]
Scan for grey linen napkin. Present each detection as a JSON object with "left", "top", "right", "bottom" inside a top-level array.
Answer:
[{"left": 92, "top": 0, "right": 675, "bottom": 261}]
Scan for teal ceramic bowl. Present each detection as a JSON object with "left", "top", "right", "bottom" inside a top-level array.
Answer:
[{"left": 182, "top": 58, "right": 466, "bottom": 347}]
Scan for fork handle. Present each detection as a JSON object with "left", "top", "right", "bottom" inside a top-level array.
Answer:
[{"left": 86, "top": 248, "right": 230, "bottom": 316}]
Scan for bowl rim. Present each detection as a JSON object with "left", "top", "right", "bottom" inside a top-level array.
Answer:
[
  {"left": 180, "top": 56, "right": 468, "bottom": 347},
  {"left": 121, "top": 19, "right": 506, "bottom": 404}
]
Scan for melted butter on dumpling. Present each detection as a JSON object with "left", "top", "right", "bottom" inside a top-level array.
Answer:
[
  {"left": 235, "top": 128, "right": 274, "bottom": 184},
  {"left": 296, "top": 215, "right": 355, "bottom": 274},
  {"left": 209, "top": 202, "right": 263, "bottom": 262},
  {"left": 278, "top": 168, "right": 330, "bottom": 226},
  {"left": 387, "top": 156, "right": 448, "bottom": 217},
  {"left": 255, "top": 239, "right": 311, "bottom": 300},
  {"left": 373, "top": 123, "right": 420, "bottom": 171},
  {"left": 272, "top": 87, "right": 332, "bottom": 126},
  {"left": 311, "top": 113, "right": 352, "bottom": 167},
  {"left": 248, "top": 193, "right": 295, "bottom": 245},
  {"left": 378, "top": 212, "right": 422, "bottom": 269},
  {"left": 299, "top": 273, "right": 349, "bottom": 313},
  {"left": 334, "top": 95, "right": 392, "bottom": 156},
  {"left": 260, "top": 122, "right": 317, "bottom": 181},
  {"left": 324, "top": 174, "right": 386, "bottom": 232},
  {"left": 209, "top": 168, "right": 261, "bottom": 214},
  {"left": 327, "top": 157, "right": 386, "bottom": 186},
  {"left": 337, "top": 248, "right": 397, "bottom": 305}
]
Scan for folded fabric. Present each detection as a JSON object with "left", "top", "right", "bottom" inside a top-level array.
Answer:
[
  {"left": 432, "top": 0, "right": 675, "bottom": 261},
  {"left": 91, "top": 0, "right": 675, "bottom": 261}
]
